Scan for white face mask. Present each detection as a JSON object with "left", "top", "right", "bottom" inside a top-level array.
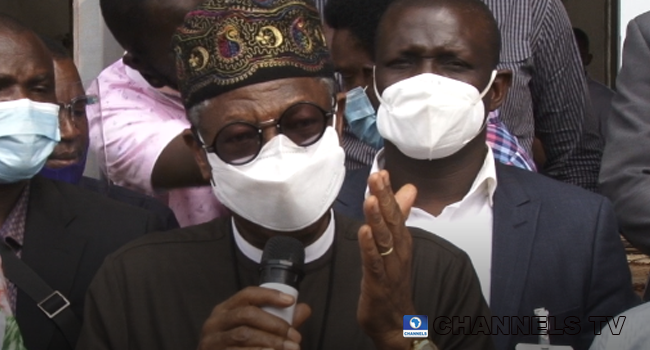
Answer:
[
  {"left": 204, "top": 127, "right": 346, "bottom": 232},
  {"left": 374, "top": 69, "right": 497, "bottom": 160}
]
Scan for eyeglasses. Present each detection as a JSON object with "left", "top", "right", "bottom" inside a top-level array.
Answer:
[
  {"left": 201, "top": 102, "right": 334, "bottom": 165},
  {"left": 58, "top": 94, "right": 99, "bottom": 119}
]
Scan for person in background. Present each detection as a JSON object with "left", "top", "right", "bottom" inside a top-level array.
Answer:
[
  {"left": 91, "top": 0, "right": 227, "bottom": 227},
  {"left": 573, "top": 27, "right": 615, "bottom": 141},
  {"left": 309, "top": 0, "right": 380, "bottom": 170},
  {"left": 484, "top": 0, "right": 602, "bottom": 191},
  {"left": 77, "top": 1, "right": 494, "bottom": 349},
  {"left": 324, "top": 0, "right": 535, "bottom": 172},
  {"left": 588, "top": 301, "right": 650, "bottom": 350},
  {"left": 599, "top": 11, "right": 650, "bottom": 257},
  {"left": 326, "top": 0, "right": 533, "bottom": 221},
  {"left": 0, "top": 14, "right": 163, "bottom": 350},
  {"left": 316, "top": 0, "right": 600, "bottom": 189},
  {"left": 37, "top": 36, "right": 179, "bottom": 230},
  {"left": 36, "top": 36, "right": 93, "bottom": 186},
  {"left": 341, "top": 0, "right": 639, "bottom": 348}
]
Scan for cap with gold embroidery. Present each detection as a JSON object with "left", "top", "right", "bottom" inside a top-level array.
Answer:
[{"left": 173, "top": 0, "right": 334, "bottom": 109}]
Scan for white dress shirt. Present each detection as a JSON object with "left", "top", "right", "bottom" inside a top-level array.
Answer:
[
  {"left": 233, "top": 210, "right": 335, "bottom": 264},
  {"left": 371, "top": 148, "right": 497, "bottom": 302}
]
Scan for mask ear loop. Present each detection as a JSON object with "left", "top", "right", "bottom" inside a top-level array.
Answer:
[
  {"left": 194, "top": 129, "right": 217, "bottom": 186},
  {"left": 372, "top": 66, "right": 389, "bottom": 112},
  {"left": 477, "top": 69, "right": 498, "bottom": 132},
  {"left": 460, "top": 69, "right": 499, "bottom": 147},
  {"left": 478, "top": 70, "right": 498, "bottom": 99},
  {"left": 331, "top": 98, "right": 338, "bottom": 131}
]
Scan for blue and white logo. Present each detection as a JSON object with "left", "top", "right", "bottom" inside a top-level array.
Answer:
[{"left": 403, "top": 315, "right": 428, "bottom": 338}]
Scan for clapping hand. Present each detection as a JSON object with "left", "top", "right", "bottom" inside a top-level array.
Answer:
[{"left": 357, "top": 170, "right": 418, "bottom": 350}]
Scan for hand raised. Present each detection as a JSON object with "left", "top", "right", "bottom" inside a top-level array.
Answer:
[
  {"left": 357, "top": 170, "right": 417, "bottom": 350},
  {"left": 198, "top": 286, "right": 311, "bottom": 350}
]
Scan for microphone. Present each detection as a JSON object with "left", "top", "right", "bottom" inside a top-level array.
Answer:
[{"left": 259, "top": 236, "right": 305, "bottom": 324}]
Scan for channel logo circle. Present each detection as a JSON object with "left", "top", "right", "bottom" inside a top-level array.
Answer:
[{"left": 409, "top": 316, "right": 422, "bottom": 329}]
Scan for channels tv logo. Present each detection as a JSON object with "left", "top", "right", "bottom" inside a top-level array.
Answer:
[{"left": 403, "top": 315, "right": 429, "bottom": 338}]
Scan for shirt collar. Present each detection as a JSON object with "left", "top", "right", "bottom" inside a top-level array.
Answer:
[
  {"left": 232, "top": 210, "right": 335, "bottom": 264},
  {"left": 369, "top": 146, "right": 498, "bottom": 206},
  {"left": 0, "top": 184, "right": 30, "bottom": 249}
]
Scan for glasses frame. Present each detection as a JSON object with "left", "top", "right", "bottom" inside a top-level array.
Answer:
[
  {"left": 200, "top": 101, "right": 335, "bottom": 165},
  {"left": 58, "top": 94, "right": 99, "bottom": 119}
]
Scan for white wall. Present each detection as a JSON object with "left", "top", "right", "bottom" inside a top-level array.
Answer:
[
  {"left": 73, "top": 0, "right": 123, "bottom": 87},
  {"left": 73, "top": 0, "right": 124, "bottom": 178},
  {"left": 619, "top": 0, "right": 650, "bottom": 64}
]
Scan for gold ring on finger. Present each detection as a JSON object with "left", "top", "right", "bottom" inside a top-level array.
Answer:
[{"left": 379, "top": 246, "right": 394, "bottom": 257}]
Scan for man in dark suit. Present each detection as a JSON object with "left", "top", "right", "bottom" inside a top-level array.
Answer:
[
  {"left": 599, "top": 11, "right": 650, "bottom": 260},
  {"left": 335, "top": 0, "right": 640, "bottom": 349},
  {"left": 36, "top": 35, "right": 179, "bottom": 230},
  {"left": 0, "top": 14, "right": 162, "bottom": 350}
]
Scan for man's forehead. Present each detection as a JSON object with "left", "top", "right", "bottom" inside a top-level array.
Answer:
[
  {"left": 386, "top": 4, "right": 469, "bottom": 34},
  {"left": 0, "top": 32, "right": 54, "bottom": 77},
  {"left": 54, "top": 60, "right": 84, "bottom": 93},
  {"left": 0, "top": 31, "right": 51, "bottom": 64},
  {"left": 196, "top": 78, "right": 332, "bottom": 124},
  {"left": 380, "top": 4, "right": 491, "bottom": 54},
  {"left": 332, "top": 29, "right": 364, "bottom": 49},
  {"left": 0, "top": 30, "right": 45, "bottom": 56},
  {"left": 210, "top": 78, "right": 330, "bottom": 106},
  {"left": 331, "top": 29, "right": 370, "bottom": 63}
]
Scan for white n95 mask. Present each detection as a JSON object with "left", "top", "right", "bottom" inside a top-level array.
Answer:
[
  {"left": 0, "top": 99, "right": 61, "bottom": 184},
  {"left": 205, "top": 127, "right": 346, "bottom": 231},
  {"left": 375, "top": 70, "right": 497, "bottom": 160}
]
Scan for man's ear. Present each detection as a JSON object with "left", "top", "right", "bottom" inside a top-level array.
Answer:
[
  {"left": 334, "top": 92, "right": 346, "bottom": 143},
  {"left": 585, "top": 53, "right": 593, "bottom": 66},
  {"left": 182, "top": 128, "right": 213, "bottom": 183},
  {"left": 487, "top": 69, "right": 513, "bottom": 111}
]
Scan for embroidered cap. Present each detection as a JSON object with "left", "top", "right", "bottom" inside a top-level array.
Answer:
[{"left": 173, "top": 0, "right": 334, "bottom": 109}]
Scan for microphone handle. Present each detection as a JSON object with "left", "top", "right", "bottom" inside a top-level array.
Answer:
[{"left": 260, "top": 282, "right": 298, "bottom": 324}]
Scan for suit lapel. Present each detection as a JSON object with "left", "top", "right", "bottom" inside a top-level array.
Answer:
[
  {"left": 333, "top": 166, "right": 370, "bottom": 221},
  {"left": 490, "top": 165, "right": 540, "bottom": 348},
  {"left": 17, "top": 176, "right": 87, "bottom": 350}
]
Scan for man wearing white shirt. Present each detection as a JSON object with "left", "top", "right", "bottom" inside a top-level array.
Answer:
[
  {"left": 370, "top": 148, "right": 496, "bottom": 301},
  {"left": 336, "top": 0, "right": 639, "bottom": 349}
]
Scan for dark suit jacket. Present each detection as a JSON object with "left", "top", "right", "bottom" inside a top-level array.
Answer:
[
  {"left": 16, "top": 176, "right": 162, "bottom": 350},
  {"left": 78, "top": 177, "right": 179, "bottom": 230},
  {"left": 599, "top": 11, "right": 650, "bottom": 257},
  {"left": 336, "top": 163, "right": 640, "bottom": 350}
]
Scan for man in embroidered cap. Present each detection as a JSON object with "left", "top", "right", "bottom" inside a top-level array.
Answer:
[{"left": 77, "top": 1, "right": 493, "bottom": 349}]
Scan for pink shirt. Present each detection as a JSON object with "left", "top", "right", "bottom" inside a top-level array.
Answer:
[{"left": 87, "top": 59, "right": 228, "bottom": 227}]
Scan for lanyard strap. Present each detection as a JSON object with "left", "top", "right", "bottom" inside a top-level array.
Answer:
[{"left": 0, "top": 242, "right": 80, "bottom": 348}]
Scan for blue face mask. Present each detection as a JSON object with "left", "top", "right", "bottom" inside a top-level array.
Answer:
[
  {"left": 344, "top": 86, "right": 384, "bottom": 149},
  {"left": 0, "top": 99, "right": 61, "bottom": 184}
]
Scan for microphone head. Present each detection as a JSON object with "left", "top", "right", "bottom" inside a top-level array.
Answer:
[{"left": 261, "top": 236, "right": 305, "bottom": 270}]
